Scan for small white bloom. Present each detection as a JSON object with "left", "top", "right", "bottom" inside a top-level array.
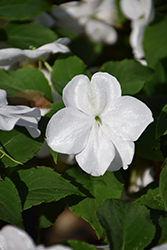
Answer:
[
  {"left": 46, "top": 72, "right": 153, "bottom": 176},
  {"left": 0, "top": 89, "right": 41, "bottom": 138},
  {"left": 0, "top": 225, "right": 72, "bottom": 250},
  {"left": 120, "top": 0, "right": 154, "bottom": 61},
  {"left": 51, "top": 0, "right": 118, "bottom": 44},
  {"left": 0, "top": 38, "right": 70, "bottom": 70}
]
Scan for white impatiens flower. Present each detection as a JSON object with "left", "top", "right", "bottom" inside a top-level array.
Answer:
[
  {"left": 151, "top": 243, "right": 167, "bottom": 250},
  {"left": 46, "top": 72, "right": 153, "bottom": 176},
  {"left": 0, "top": 38, "right": 70, "bottom": 70},
  {"left": 51, "top": 0, "right": 118, "bottom": 44},
  {"left": 0, "top": 89, "right": 41, "bottom": 138},
  {"left": 120, "top": 0, "right": 154, "bottom": 62},
  {"left": 0, "top": 225, "right": 72, "bottom": 250}
]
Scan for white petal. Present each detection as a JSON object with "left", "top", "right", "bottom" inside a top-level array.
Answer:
[
  {"left": 101, "top": 95, "right": 153, "bottom": 142},
  {"left": 76, "top": 122, "right": 115, "bottom": 176},
  {"left": 0, "top": 106, "right": 41, "bottom": 138},
  {"left": 46, "top": 107, "right": 94, "bottom": 154},
  {"left": 120, "top": 0, "right": 144, "bottom": 20},
  {"left": 37, "top": 39, "right": 70, "bottom": 54},
  {"left": 102, "top": 123, "right": 135, "bottom": 170},
  {"left": 0, "top": 48, "right": 26, "bottom": 68},
  {"left": 45, "top": 244, "right": 73, "bottom": 250},
  {"left": 0, "top": 89, "right": 8, "bottom": 107},
  {"left": 0, "top": 225, "right": 36, "bottom": 250},
  {"left": 85, "top": 19, "right": 117, "bottom": 44},
  {"left": 63, "top": 72, "right": 121, "bottom": 116}
]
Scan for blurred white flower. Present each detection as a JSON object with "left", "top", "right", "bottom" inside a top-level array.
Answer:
[
  {"left": 120, "top": 0, "right": 154, "bottom": 61},
  {"left": 0, "top": 225, "right": 72, "bottom": 250},
  {"left": 51, "top": 0, "right": 118, "bottom": 44},
  {"left": 0, "top": 89, "right": 41, "bottom": 138},
  {"left": 46, "top": 72, "right": 153, "bottom": 176},
  {"left": 151, "top": 243, "right": 167, "bottom": 250},
  {"left": 0, "top": 38, "right": 70, "bottom": 70}
]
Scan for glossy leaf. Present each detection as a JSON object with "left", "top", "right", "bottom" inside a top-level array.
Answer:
[
  {"left": 97, "top": 199, "right": 155, "bottom": 250},
  {"left": 0, "top": 177, "right": 23, "bottom": 228},
  {"left": 64, "top": 168, "right": 124, "bottom": 238},
  {"left": 1, "top": 21, "right": 58, "bottom": 49},
  {"left": 0, "top": 68, "right": 52, "bottom": 102},
  {"left": 99, "top": 59, "right": 154, "bottom": 95},
  {"left": 0, "top": 0, "right": 50, "bottom": 20},
  {"left": 51, "top": 53, "right": 91, "bottom": 96},
  {"left": 10, "top": 166, "right": 84, "bottom": 210}
]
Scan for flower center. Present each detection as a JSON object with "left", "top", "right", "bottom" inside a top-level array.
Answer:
[{"left": 95, "top": 116, "right": 101, "bottom": 126}]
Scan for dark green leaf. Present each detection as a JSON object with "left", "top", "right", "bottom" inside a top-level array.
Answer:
[
  {"left": 156, "top": 104, "right": 167, "bottom": 138},
  {"left": 0, "top": 177, "right": 23, "bottom": 228},
  {"left": 38, "top": 199, "right": 66, "bottom": 228},
  {"left": 51, "top": 53, "right": 91, "bottom": 96},
  {"left": 11, "top": 166, "right": 84, "bottom": 210},
  {"left": 0, "top": 0, "right": 50, "bottom": 20},
  {"left": 68, "top": 240, "right": 96, "bottom": 250},
  {"left": 0, "top": 68, "right": 52, "bottom": 102},
  {"left": 135, "top": 186, "right": 165, "bottom": 211},
  {"left": 99, "top": 59, "right": 154, "bottom": 95},
  {"left": 136, "top": 122, "right": 164, "bottom": 161},
  {"left": 97, "top": 199, "right": 155, "bottom": 250},
  {"left": 2, "top": 21, "right": 58, "bottom": 49},
  {"left": 160, "top": 162, "right": 167, "bottom": 211},
  {"left": 0, "top": 119, "right": 46, "bottom": 168},
  {"left": 64, "top": 168, "right": 124, "bottom": 238}
]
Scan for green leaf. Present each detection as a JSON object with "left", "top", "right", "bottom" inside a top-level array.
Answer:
[
  {"left": 0, "top": 177, "right": 23, "bottom": 228},
  {"left": 38, "top": 199, "right": 66, "bottom": 228},
  {"left": 99, "top": 59, "right": 154, "bottom": 95},
  {"left": 45, "top": 101, "right": 65, "bottom": 119},
  {"left": 51, "top": 53, "right": 91, "bottom": 96},
  {"left": 64, "top": 168, "right": 124, "bottom": 238},
  {"left": 144, "top": 15, "right": 167, "bottom": 68},
  {"left": 10, "top": 166, "right": 84, "bottom": 210},
  {"left": 0, "top": 118, "right": 46, "bottom": 168},
  {"left": 160, "top": 162, "right": 167, "bottom": 211},
  {"left": 0, "top": 0, "right": 50, "bottom": 20},
  {"left": 97, "top": 199, "right": 155, "bottom": 250},
  {"left": 136, "top": 122, "right": 164, "bottom": 161},
  {"left": 0, "top": 68, "right": 52, "bottom": 102},
  {"left": 158, "top": 216, "right": 167, "bottom": 245},
  {"left": 68, "top": 240, "right": 96, "bottom": 250},
  {"left": 156, "top": 104, "right": 167, "bottom": 138},
  {"left": 135, "top": 184, "right": 165, "bottom": 211},
  {"left": 1, "top": 21, "right": 58, "bottom": 49}
]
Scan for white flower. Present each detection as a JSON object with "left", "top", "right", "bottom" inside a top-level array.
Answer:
[
  {"left": 46, "top": 72, "right": 153, "bottom": 176},
  {"left": 0, "top": 225, "right": 72, "bottom": 250},
  {"left": 151, "top": 243, "right": 167, "bottom": 250},
  {"left": 0, "top": 89, "right": 41, "bottom": 138},
  {"left": 120, "top": 0, "right": 154, "bottom": 61},
  {"left": 0, "top": 38, "right": 70, "bottom": 70},
  {"left": 51, "top": 0, "right": 118, "bottom": 44}
]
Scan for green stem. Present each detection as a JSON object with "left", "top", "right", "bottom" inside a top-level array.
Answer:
[{"left": 0, "top": 149, "right": 23, "bottom": 165}]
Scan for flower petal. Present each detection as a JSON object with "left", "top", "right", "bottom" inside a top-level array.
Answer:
[
  {"left": 101, "top": 95, "right": 153, "bottom": 142},
  {"left": 0, "top": 106, "right": 41, "bottom": 138},
  {"left": 63, "top": 72, "right": 121, "bottom": 116},
  {"left": 46, "top": 107, "right": 94, "bottom": 154},
  {"left": 0, "top": 48, "right": 26, "bottom": 69},
  {"left": 120, "top": 0, "right": 144, "bottom": 20},
  {"left": 0, "top": 225, "right": 36, "bottom": 250},
  {"left": 0, "top": 89, "right": 8, "bottom": 107},
  {"left": 85, "top": 19, "right": 117, "bottom": 44},
  {"left": 102, "top": 123, "right": 135, "bottom": 170},
  {"left": 76, "top": 122, "right": 115, "bottom": 176}
]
